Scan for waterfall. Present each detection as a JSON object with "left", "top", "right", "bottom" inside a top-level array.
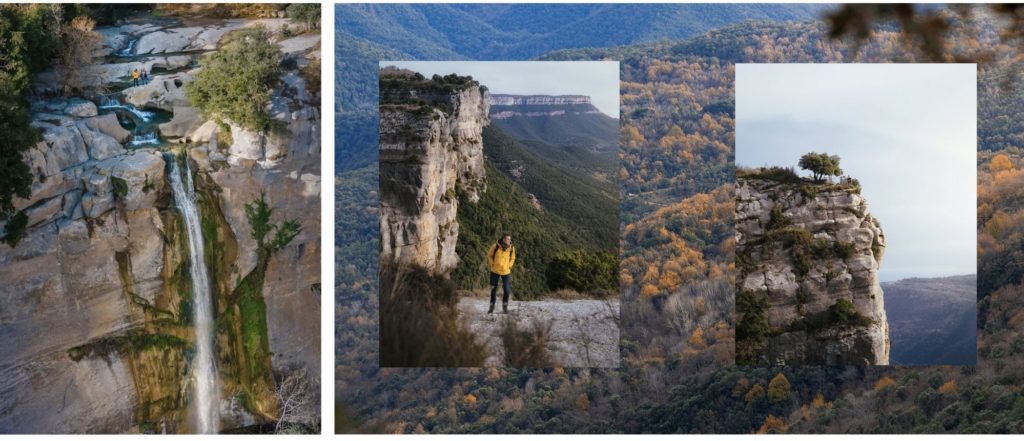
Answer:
[
  {"left": 129, "top": 131, "right": 160, "bottom": 147},
  {"left": 166, "top": 154, "right": 220, "bottom": 434},
  {"left": 118, "top": 37, "right": 138, "bottom": 57},
  {"left": 99, "top": 95, "right": 156, "bottom": 122}
]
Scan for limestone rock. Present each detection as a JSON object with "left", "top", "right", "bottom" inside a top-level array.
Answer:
[
  {"left": 378, "top": 70, "right": 489, "bottom": 275},
  {"left": 80, "top": 113, "right": 131, "bottom": 143},
  {"left": 158, "top": 106, "right": 203, "bottom": 138},
  {"left": 76, "top": 122, "right": 126, "bottom": 161},
  {"left": 123, "top": 72, "right": 193, "bottom": 112},
  {"left": 735, "top": 174, "right": 889, "bottom": 365},
  {"left": 64, "top": 99, "right": 98, "bottom": 118},
  {"left": 111, "top": 151, "right": 166, "bottom": 212}
]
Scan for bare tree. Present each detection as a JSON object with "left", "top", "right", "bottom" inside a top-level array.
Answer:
[
  {"left": 273, "top": 366, "right": 319, "bottom": 433},
  {"left": 56, "top": 16, "right": 102, "bottom": 95}
]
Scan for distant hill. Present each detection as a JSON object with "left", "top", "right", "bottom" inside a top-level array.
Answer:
[
  {"left": 489, "top": 94, "right": 619, "bottom": 154},
  {"left": 884, "top": 274, "right": 977, "bottom": 365},
  {"left": 336, "top": 4, "right": 828, "bottom": 61},
  {"left": 335, "top": 4, "right": 827, "bottom": 172}
]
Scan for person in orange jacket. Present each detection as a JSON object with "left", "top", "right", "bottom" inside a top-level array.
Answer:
[{"left": 486, "top": 233, "right": 515, "bottom": 314}]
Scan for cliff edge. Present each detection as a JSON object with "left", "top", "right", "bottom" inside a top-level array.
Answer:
[
  {"left": 735, "top": 168, "right": 889, "bottom": 365},
  {"left": 378, "top": 67, "right": 489, "bottom": 275}
]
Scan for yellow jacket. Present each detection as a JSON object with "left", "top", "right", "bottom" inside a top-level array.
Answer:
[{"left": 486, "top": 243, "right": 516, "bottom": 276}]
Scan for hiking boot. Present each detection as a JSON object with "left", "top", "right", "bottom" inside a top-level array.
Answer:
[
  {"left": 487, "top": 303, "right": 495, "bottom": 314},
  {"left": 502, "top": 303, "right": 509, "bottom": 314}
]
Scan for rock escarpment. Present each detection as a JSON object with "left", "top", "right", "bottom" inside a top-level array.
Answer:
[
  {"left": 378, "top": 68, "right": 489, "bottom": 275},
  {"left": 735, "top": 171, "right": 889, "bottom": 365},
  {"left": 489, "top": 94, "right": 602, "bottom": 120},
  {"left": 0, "top": 17, "right": 321, "bottom": 433}
]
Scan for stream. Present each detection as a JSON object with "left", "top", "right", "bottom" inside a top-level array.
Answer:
[{"left": 166, "top": 153, "right": 221, "bottom": 434}]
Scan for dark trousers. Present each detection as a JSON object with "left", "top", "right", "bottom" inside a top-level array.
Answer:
[{"left": 490, "top": 272, "right": 511, "bottom": 305}]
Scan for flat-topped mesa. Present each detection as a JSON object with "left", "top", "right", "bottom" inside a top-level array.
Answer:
[
  {"left": 489, "top": 94, "right": 591, "bottom": 106},
  {"left": 379, "top": 67, "right": 489, "bottom": 275},
  {"left": 488, "top": 94, "right": 602, "bottom": 120},
  {"left": 735, "top": 168, "right": 890, "bottom": 365}
]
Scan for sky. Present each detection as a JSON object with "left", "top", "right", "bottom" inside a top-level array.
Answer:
[
  {"left": 735, "top": 63, "right": 977, "bottom": 282},
  {"left": 382, "top": 61, "right": 620, "bottom": 118}
]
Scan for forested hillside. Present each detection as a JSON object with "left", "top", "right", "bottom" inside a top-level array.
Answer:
[{"left": 337, "top": 5, "right": 1024, "bottom": 434}]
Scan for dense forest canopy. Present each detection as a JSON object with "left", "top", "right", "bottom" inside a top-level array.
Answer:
[{"left": 336, "top": 4, "right": 1024, "bottom": 434}]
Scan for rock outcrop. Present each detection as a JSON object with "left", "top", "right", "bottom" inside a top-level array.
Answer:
[
  {"left": 0, "top": 16, "right": 322, "bottom": 433},
  {"left": 735, "top": 171, "right": 889, "bottom": 365},
  {"left": 378, "top": 68, "right": 489, "bottom": 275},
  {"left": 0, "top": 107, "right": 177, "bottom": 433}
]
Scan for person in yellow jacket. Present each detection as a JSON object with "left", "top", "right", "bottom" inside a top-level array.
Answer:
[
  {"left": 131, "top": 68, "right": 140, "bottom": 87},
  {"left": 486, "top": 233, "right": 515, "bottom": 314}
]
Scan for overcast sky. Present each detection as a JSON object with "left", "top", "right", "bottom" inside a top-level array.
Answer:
[
  {"left": 382, "top": 61, "right": 620, "bottom": 118},
  {"left": 735, "top": 63, "right": 976, "bottom": 282}
]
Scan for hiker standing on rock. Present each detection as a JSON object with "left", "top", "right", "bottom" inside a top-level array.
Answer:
[
  {"left": 131, "top": 68, "right": 140, "bottom": 87},
  {"left": 487, "top": 233, "right": 516, "bottom": 314}
]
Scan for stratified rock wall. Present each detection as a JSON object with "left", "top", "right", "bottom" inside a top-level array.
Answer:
[
  {"left": 735, "top": 175, "right": 889, "bottom": 365},
  {"left": 378, "top": 69, "right": 489, "bottom": 275}
]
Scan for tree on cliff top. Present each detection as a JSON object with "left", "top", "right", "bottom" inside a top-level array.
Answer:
[
  {"left": 798, "top": 152, "right": 842, "bottom": 182},
  {"left": 186, "top": 26, "right": 282, "bottom": 133}
]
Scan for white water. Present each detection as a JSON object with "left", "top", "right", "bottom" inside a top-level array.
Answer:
[
  {"left": 129, "top": 131, "right": 160, "bottom": 147},
  {"left": 99, "top": 95, "right": 155, "bottom": 122},
  {"left": 167, "top": 156, "right": 220, "bottom": 434},
  {"left": 118, "top": 37, "right": 138, "bottom": 57}
]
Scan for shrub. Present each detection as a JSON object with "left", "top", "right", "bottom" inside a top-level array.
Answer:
[
  {"left": 1, "top": 210, "right": 28, "bottom": 247},
  {"left": 186, "top": 26, "right": 282, "bottom": 132},
  {"left": 379, "top": 262, "right": 485, "bottom": 367},
  {"left": 545, "top": 249, "right": 618, "bottom": 295},
  {"left": 768, "top": 373, "right": 791, "bottom": 403},
  {"left": 499, "top": 318, "right": 552, "bottom": 368},
  {"left": 736, "top": 290, "right": 769, "bottom": 364},
  {"left": 111, "top": 176, "right": 128, "bottom": 199},
  {"left": 286, "top": 3, "right": 319, "bottom": 31},
  {"left": 765, "top": 204, "right": 790, "bottom": 230},
  {"left": 830, "top": 298, "right": 856, "bottom": 324}
]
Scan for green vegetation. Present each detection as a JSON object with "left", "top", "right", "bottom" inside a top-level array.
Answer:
[
  {"left": 798, "top": 152, "right": 843, "bottom": 182},
  {"left": 829, "top": 298, "right": 856, "bottom": 324},
  {"left": 0, "top": 5, "right": 63, "bottom": 225},
  {"left": 452, "top": 127, "right": 617, "bottom": 299},
  {"left": 1, "top": 210, "right": 27, "bottom": 247},
  {"left": 335, "top": 6, "right": 1024, "bottom": 435},
  {"left": 244, "top": 191, "right": 302, "bottom": 260},
  {"left": 286, "top": 3, "right": 320, "bottom": 31},
  {"left": 736, "top": 290, "right": 769, "bottom": 365},
  {"left": 186, "top": 26, "right": 282, "bottom": 132},
  {"left": 111, "top": 176, "right": 129, "bottom": 200},
  {"left": 545, "top": 249, "right": 618, "bottom": 295},
  {"left": 67, "top": 332, "right": 188, "bottom": 362},
  {"left": 379, "top": 69, "right": 479, "bottom": 115}
]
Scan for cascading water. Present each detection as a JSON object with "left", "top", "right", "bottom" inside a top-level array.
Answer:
[
  {"left": 166, "top": 154, "right": 220, "bottom": 434},
  {"left": 99, "top": 95, "right": 166, "bottom": 147},
  {"left": 118, "top": 37, "right": 138, "bottom": 57}
]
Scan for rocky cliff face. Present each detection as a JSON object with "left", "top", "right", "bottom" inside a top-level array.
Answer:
[
  {"left": 489, "top": 94, "right": 602, "bottom": 120},
  {"left": 0, "top": 17, "right": 320, "bottom": 433},
  {"left": 490, "top": 94, "right": 591, "bottom": 106},
  {"left": 379, "top": 69, "right": 489, "bottom": 275},
  {"left": 735, "top": 172, "right": 889, "bottom": 365}
]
